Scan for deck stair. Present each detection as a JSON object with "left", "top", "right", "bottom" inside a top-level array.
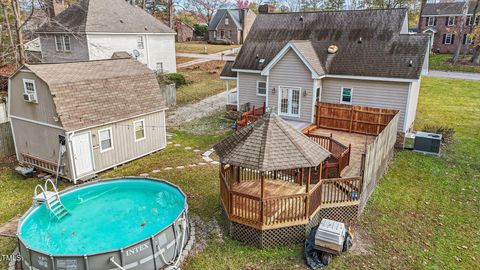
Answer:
[{"left": 34, "top": 179, "right": 69, "bottom": 220}]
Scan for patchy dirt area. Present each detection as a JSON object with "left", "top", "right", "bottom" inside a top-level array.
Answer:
[{"left": 349, "top": 225, "right": 373, "bottom": 256}]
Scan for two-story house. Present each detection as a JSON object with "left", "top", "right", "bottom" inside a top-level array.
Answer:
[
  {"left": 419, "top": 1, "right": 479, "bottom": 53},
  {"left": 208, "top": 9, "right": 256, "bottom": 45},
  {"left": 36, "top": 0, "right": 177, "bottom": 72}
]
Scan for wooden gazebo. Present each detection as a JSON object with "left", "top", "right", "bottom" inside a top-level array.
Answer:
[{"left": 214, "top": 114, "right": 360, "bottom": 247}]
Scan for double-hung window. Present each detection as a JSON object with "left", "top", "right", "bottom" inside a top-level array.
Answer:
[
  {"left": 134, "top": 119, "right": 146, "bottom": 141},
  {"left": 279, "top": 86, "right": 300, "bottom": 117},
  {"left": 225, "top": 18, "right": 229, "bottom": 25},
  {"left": 137, "top": 36, "right": 144, "bottom": 49},
  {"left": 444, "top": 33, "right": 454, "bottom": 45},
  {"left": 427, "top": 17, "right": 436, "bottom": 26},
  {"left": 55, "top": 35, "right": 71, "bottom": 52},
  {"left": 447, "top": 16, "right": 455, "bottom": 26},
  {"left": 256, "top": 81, "right": 266, "bottom": 96},
  {"left": 23, "top": 79, "right": 37, "bottom": 102},
  {"left": 99, "top": 128, "right": 113, "bottom": 152},
  {"left": 340, "top": 87, "right": 352, "bottom": 104}
]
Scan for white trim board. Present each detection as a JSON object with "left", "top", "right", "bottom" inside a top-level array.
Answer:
[{"left": 9, "top": 115, "right": 65, "bottom": 130}]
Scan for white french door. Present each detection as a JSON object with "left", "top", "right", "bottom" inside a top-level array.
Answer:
[{"left": 278, "top": 86, "right": 301, "bottom": 117}]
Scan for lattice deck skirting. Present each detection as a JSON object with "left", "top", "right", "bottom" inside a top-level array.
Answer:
[{"left": 223, "top": 204, "right": 359, "bottom": 248}]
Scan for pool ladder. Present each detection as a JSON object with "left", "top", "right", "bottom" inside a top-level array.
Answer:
[{"left": 34, "top": 179, "right": 69, "bottom": 220}]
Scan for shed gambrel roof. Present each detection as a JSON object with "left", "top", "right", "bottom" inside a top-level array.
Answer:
[
  {"left": 208, "top": 9, "right": 244, "bottom": 30},
  {"left": 37, "top": 0, "right": 175, "bottom": 34},
  {"left": 24, "top": 59, "right": 166, "bottom": 131},
  {"left": 421, "top": 2, "right": 479, "bottom": 16},
  {"left": 232, "top": 9, "right": 429, "bottom": 80},
  {"left": 213, "top": 114, "right": 331, "bottom": 172}
]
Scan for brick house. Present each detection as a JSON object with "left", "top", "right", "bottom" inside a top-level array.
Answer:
[
  {"left": 419, "top": 2, "right": 479, "bottom": 53},
  {"left": 208, "top": 9, "right": 256, "bottom": 44}
]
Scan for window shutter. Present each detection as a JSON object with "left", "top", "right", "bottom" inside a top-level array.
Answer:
[
  {"left": 425, "top": 17, "right": 429, "bottom": 26},
  {"left": 445, "top": 17, "right": 449, "bottom": 26},
  {"left": 463, "top": 34, "right": 467, "bottom": 44},
  {"left": 442, "top": 34, "right": 446, "bottom": 44},
  {"left": 434, "top": 17, "right": 437, "bottom": 26},
  {"left": 451, "top": 34, "right": 455, "bottom": 44}
]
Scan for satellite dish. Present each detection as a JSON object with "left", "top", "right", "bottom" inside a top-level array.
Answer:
[{"left": 132, "top": 49, "right": 141, "bottom": 58}]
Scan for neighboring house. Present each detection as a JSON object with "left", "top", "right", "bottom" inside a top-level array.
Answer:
[
  {"left": 419, "top": 2, "right": 480, "bottom": 53},
  {"left": 8, "top": 58, "right": 167, "bottom": 183},
  {"left": 222, "top": 9, "right": 429, "bottom": 134},
  {"left": 35, "top": 0, "right": 177, "bottom": 72},
  {"left": 24, "top": 38, "right": 43, "bottom": 63},
  {"left": 174, "top": 19, "right": 195, "bottom": 42},
  {"left": 208, "top": 9, "right": 256, "bottom": 44}
]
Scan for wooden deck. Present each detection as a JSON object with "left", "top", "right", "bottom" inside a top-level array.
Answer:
[
  {"left": 308, "top": 128, "right": 375, "bottom": 177},
  {"left": 232, "top": 179, "right": 306, "bottom": 198}
]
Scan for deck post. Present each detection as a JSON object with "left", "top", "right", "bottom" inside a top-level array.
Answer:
[
  {"left": 306, "top": 167, "right": 311, "bottom": 192},
  {"left": 260, "top": 172, "right": 265, "bottom": 223}
]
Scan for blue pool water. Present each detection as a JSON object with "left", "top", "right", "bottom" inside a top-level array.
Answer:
[{"left": 19, "top": 179, "right": 185, "bottom": 255}]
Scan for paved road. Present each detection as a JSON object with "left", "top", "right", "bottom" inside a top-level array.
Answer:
[
  {"left": 176, "top": 49, "right": 237, "bottom": 68},
  {"left": 426, "top": 70, "right": 480, "bottom": 81},
  {"left": 166, "top": 89, "right": 235, "bottom": 126}
]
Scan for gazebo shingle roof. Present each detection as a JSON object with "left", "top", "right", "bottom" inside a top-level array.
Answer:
[{"left": 214, "top": 114, "right": 330, "bottom": 171}]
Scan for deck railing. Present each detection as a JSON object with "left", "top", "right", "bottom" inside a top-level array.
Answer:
[
  {"left": 21, "top": 153, "right": 63, "bottom": 175},
  {"left": 220, "top": 164, "right": 361, "bottom": 229},
  {"left": 235, "top": 102, "right": 266, "bottom": 130},
  {"left": 305, "top": 133, "right": 351, "bottom": 177}
]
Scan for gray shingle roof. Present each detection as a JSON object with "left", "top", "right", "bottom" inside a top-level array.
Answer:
[
  {"left": 421, "top": 2, "right": 478, "bottom": 16},
  {"left": 213, "top": 114, "right": 331, "bottom": 171},
  {"left": 220, "top": 61, "right": 237, "bottom": 78},
  {"left": 232, "top": 9, "right": 429, "bottom": 80},
  {"left": 25, "top": 59, "right": 166, "bottom": 131},
  {"left": 208, "top": 9, "right": 243, "bottom": 30},
  {"left": 37, "top": 0, "right": 175, "bottom": 34}
]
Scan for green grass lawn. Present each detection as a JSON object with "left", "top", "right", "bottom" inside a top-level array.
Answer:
[
  {"left": 429, "top": 54, "right": 480, "bottom": 73},
  {"left": 176, "top": 61, "right": 236, "bottom": 105},
  {"left": 0, "top": 77, "right": 479, "bottom": 269},
  {"left": 176, "top": 42, "right": 240, "bottom": 54}
]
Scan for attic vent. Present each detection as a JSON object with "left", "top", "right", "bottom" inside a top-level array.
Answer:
[
  {"left": 259, "top": 58, "right": 265, "bottom": 64},
  {"left": 357, "top": 37, "right": 362, "bottom": 44},
  {"left": 299, "top": 16, "right": 304, "bottom": 22},
  {"left": 408, "top": 60, "right": 413, "bottom": 67},
  {"left": 327, "top": 45, "right": 338, "bottom": 54},
  {"left": 256, "top": 54, "right": 259, "bottom": 59},
  {"left": 144, "top": 26, "right": 148, "bottom": 30},
  {"left": 120, "top": 19, "right": 124, "bottom": 23}
]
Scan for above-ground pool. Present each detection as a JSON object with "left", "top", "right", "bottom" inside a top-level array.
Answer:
[{"left": 17, "top": 177, "right": 189, "bottom": 270}]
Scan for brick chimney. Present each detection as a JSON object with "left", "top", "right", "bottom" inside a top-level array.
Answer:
[
  {"left": 258, "top": 4, "right": 275, "bottom": 14},
  {"left": 47, "top": 0, "right": 65, "bottom": 18}
]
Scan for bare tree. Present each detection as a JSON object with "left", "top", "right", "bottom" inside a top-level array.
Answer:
[
  {"left": 188, "top": 0, "right": 228, "bottom": 24},
  {"left": 462, "top": 0, "right": 479, "bottom": 61},
  {"left": 452, "top": 0, "right": 470, "bottom": 63},
  {"left": 1, "top": 0, "right": 18, "bottom": 65}
]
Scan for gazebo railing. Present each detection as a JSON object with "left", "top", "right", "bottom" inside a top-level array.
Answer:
[
  {"left": 220, "top": 163, "right": 361, "bottom": 229},
  {"left": 305, "top": 133, "right": 351, "bottom": 177}
]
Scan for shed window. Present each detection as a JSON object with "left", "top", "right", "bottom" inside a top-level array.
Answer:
[
  {"left": 22, "top": 79, "right": 37, "bottom": 102},
  {"left": 341, "top": 87, "right": 352, "bottom": 104},
  {"left": 427, "top": 17, "right": 436, "bottom": 26},
  {"left": 99, "top": 128, "right": 113, "bottom": 152},
  {"left": 137, "top": 36, "right": 144, "bottom": 49},
  {"left": 134, "top": 119, "right": 145, "bottom": 141},
  {"left": 447, "top": 16, "right": 455, "bottom": 26},
  {"left": 256, "top": 81, "right": 266, "bottom": 96}
]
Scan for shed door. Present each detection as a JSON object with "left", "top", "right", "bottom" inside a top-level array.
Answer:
[{"left": 71, "top": 132, "right": 94, "bottom": 177}]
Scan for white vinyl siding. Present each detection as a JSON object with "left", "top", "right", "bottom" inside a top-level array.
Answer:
[
  {"left": 269, "top": 49, "right": 314, "bottom": 123},
  {"left": 321, "top": 78, "right": 411, "bottom": 132},
  {"left": 237, "top": 72, "right": 266, "bottom": 109}
]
